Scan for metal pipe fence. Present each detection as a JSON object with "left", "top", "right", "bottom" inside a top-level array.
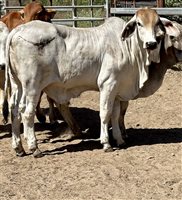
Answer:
[
  {"left": 110, "top": 7, "right": 182, "bottom": 16},
  {"left": 1, "top": 0, "right": 109, "bottom": 27},
  {"left": 0, "top": 1, "right": 182, "bottom": 27}
]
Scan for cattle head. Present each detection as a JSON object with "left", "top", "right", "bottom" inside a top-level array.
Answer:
[
  {"left": 33, "top": 9, "right": 56, "bottom": 23},
  {"left": 0, "top": 22, "right": 9, "bottom": 70},
  {"left": 121, "top": 8, "right": 180, "bottom": 64},
  {"left": 162, "top": 19, "right": 182, "bottom": 62},
  {"left": 22, "top": 2, "right": 56, "bottom": 23}
]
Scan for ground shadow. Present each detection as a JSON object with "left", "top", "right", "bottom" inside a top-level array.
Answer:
[
  {"left": 1, "top": 107, "right": 182, "bottom": 155},
  {"left": 42, "top": 127, "right": 182, "bottom": 156},
  {"left": 42, "top": 107, "right": 182, "bottom": 155},
  {"left": 125, "top": 128, "right": 182, "bottom": 147},
  {"left": 46, "top": 107, "right": 182, "bottom": 145},
  {"left": 0, "top": 124, "right": 11, "bottom": 139},
  {"left": 43, "top": 139, "right": 102, "bottom": 155}
]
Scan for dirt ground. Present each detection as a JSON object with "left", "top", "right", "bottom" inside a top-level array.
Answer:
[{"left": 0, "top": 69, "right": 181, "bottom": 200}]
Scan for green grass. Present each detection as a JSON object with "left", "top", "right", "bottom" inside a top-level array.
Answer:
[{"left": 43, "top": 0, "right": 106, "bottom": 27}]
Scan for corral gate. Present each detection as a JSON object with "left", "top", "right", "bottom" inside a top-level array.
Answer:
[{"left": 0, "top": 0, "right": 109, "bottom": 27}]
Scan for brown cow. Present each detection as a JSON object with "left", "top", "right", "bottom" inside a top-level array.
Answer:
[
  {"left": 0, "top": 12, "right": 23, "bottom": 31},
  {"left": 0, "top": 2, "right": 56, "bottom": 30},
  {"left": 23, "top": 1, "right": 55, "bottom": 22}
]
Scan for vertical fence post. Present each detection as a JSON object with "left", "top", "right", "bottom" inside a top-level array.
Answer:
[
  {"left": 0, "top": 0, "right": 2, "bottom": 17},
  {"left": 4, "top": 0, "right": 8, "bottom": 14},
  {"left": 72, "top": 0, "right": 77, "bottom": 27},
  {"left": 90, "top": 0, "right": 93, "bottom": 27},
  {"left": 105, "top": 0, "right": 109, "bottom": 18},
  {"left": 0, "top": 0, "right": 7, "bottom": 16}
]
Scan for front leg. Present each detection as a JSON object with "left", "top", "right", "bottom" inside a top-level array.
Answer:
[
  {"left": 119, "top": 101, "right": 129, "bottom": 139},
  {"left": 111, "top": 98, "right": 125, "bottom": 146},
  {"left": 99, "top": 84, "right": 117, "bottom": 152}
]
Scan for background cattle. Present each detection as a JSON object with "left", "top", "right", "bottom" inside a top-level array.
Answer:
[
  {"left": 4, "top": 8, "right": 179, "bottom": 157},
  {"left": 0, "top": 2, "right": 56, "bottom": 123},
  {"left": 0, "top": 22, "right": 9, "bottom": 116},
  {"left": 118, "top": 20, "right": 182, "bottom": 141},
  {"left": 0, "top": 2, "right": 56, "bottom": 30}
]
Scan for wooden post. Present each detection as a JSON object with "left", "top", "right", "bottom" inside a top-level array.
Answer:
[
  {"left": 90, "top": 0, "right": 94, "bottom": 27},
  {"left": 0, "top": 1, "right": 2, "bottom": 17},
  {"left": 133, "top": 0, "right": 136, "bottom": 7},
  {"left": 3, "top": 0, "right": 8, "bottom": 14},
  {"left": 157, "top": 0, "right": 165, "bottom": 7}
]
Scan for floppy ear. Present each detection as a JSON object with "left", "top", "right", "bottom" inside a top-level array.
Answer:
[
  {"left": 121, "top": 15, "right": 136, "bottom": 40},
  {"left": 160, "top": 17, "right": 180, "bottom": 37},
  {"left": 19, "top": 9, "right": 24, "bottom": 19},
  {"left": 47, "top": 9, "right": 56, "bottom": 19},
  {"left": 160, "top": 18, "right": 182, "bottom": 51}
]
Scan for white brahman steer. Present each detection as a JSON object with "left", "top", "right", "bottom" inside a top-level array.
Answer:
[
  {"left": 0, "top": 22, "right": 9, "bottom": 114},
  {"left": 118, "top": 20, "right": 182, "bottom": 140},
  {"left": 4, "top": 8, "right": 178, "bottom": 157}
]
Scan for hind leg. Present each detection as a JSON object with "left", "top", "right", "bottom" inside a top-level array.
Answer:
[
  {"left": 47, "top": 96, "right": 57, "bottom": 124},
  {"left": 21, "top": 92, "right": 42, "bottom": 158},
  {"left": 35, "top": 92, "right": 46, "bottom": 123},
  {"left": 10, "top": 88, "right": 25, "bottom": 156},
  {"left": 56, "top": 103, "right": 82, "bottom": 137}
]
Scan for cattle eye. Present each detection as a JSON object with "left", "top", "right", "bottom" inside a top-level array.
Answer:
[
  {"left": 137, "top": 22, "right": 143, "bottom": 27},
  {"left": 156, "top": 36, "right": 162, "bottom": 44},
  {"left": 156, "top": 21, "right": 160, "bottom": 26},
  {"left": 170, "top": 36, "right": 175, "bottom": 40}
]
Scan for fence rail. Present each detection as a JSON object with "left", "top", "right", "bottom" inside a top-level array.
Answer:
[
  {"left": 2, "top": 5, "right": 106, "bottom": 10},
  {"left": 1, "top": 1, "right": 182, "bottom": 27},
  {"left": 110, "top": 8, "right": 182, "bottom": 16}
]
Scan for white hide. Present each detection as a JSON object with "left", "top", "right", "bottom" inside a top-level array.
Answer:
[{"left": 5, "top": 12, "right": 175, "bottom": 155}]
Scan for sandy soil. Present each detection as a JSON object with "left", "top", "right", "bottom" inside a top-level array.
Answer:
[{"left": 0, "top": 69, "right": 181, "bottom": 200}]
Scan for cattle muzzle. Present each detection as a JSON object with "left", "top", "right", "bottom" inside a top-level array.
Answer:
[
  {"left": 174, "top": 48, "right": 182, "bottom": 62},
  {"left": 0, "top": 63, "right": 5, "bottom": 70},
  {"left": 146, "top": 41, "right": 157, "bottom": 50}
]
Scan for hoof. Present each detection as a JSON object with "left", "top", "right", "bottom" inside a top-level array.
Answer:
[
  {"left": 103, "top": 143, "right": 113, "bottom": 152},
  {"left": 15, "top": 148, "right": 26, "bottom": 157},
  {"left": 36, "top": 114, "right": 46, "bottom": 124},
  {"left": 104, "top": 147, "right": 114, "bottom": 152},
  {"left": 122, "top": 132, "right": 128, "bottom": 140},
  {"left": 32, "top": 148, "right": 43, "bottom": 158},
  {"left": 118, "top": 141, "right": 127, "bottom": 149},
  {"left": 2, "top": 118, "right": 8, "bottom": 125},
  {"left": 50, "top": 120, "right": 59, "bottom": 126}
]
